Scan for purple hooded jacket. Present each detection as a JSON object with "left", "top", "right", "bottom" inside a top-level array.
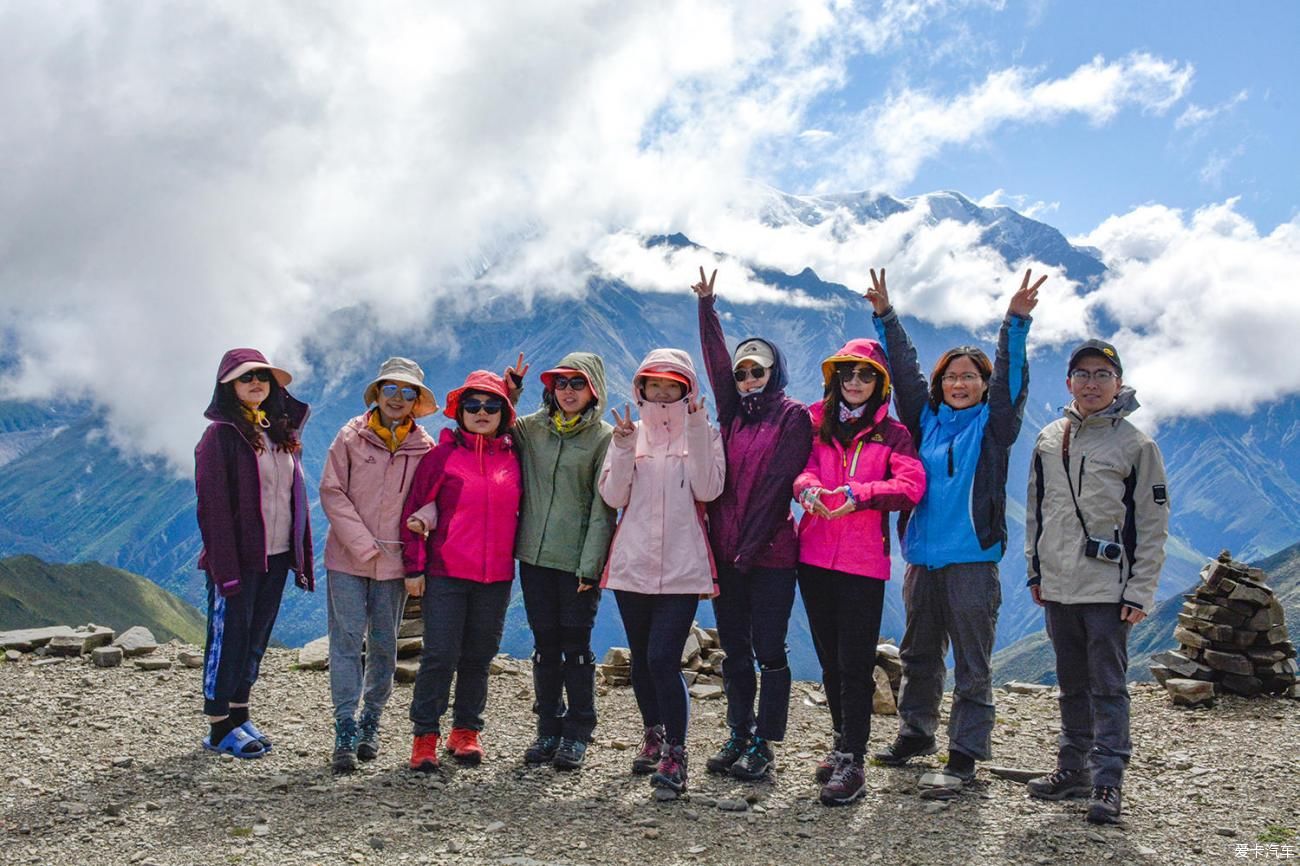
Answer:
[
  {"left": 195, "top": 348, "right": 315, "bottom": 597},
  {"left": 699, "top": 295, "right": 813, "bottom": 571}
]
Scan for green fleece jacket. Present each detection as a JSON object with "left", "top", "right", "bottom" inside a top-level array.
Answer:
[{"left": 512, "top": 352, "right": 617, "bottom": 583}]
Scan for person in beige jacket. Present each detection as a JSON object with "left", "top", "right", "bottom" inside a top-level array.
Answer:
[{"left": 1023, "top": 339, "right": 1169, "bottom": 826}]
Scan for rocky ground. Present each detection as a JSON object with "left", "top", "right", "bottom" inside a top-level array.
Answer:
[{"left": 2, "top": 643, "right": 1298, "bottom": 866}]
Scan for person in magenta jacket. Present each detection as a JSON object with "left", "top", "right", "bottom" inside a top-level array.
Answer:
[
  {"left": 400, "top": 370, "right": 522, "bottom": 771},
  {"left": 599, "top": 348, "right": 726, "bottom": 797},
  {"left": 319, "top": 357, "right": 438, "bottom": 773},
  {"left": 794, "top": 337, "right": 925, "bottom": 806}
]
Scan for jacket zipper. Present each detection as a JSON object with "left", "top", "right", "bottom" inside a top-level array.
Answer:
[{"left": 946, "top": 442, "right": 954, "bottom": 477}]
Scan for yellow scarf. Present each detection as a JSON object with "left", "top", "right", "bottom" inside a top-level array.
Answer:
[
  {"left": 241, "top": 406, "right": 269, "bottom": 428},
  {"left": 552, "top": 411, "right": 582, "bottom": 434},
  {"left": 369, "top": 410, "right": 413, "bottom": 453}
]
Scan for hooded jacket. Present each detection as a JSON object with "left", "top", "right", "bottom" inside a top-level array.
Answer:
[
  {"left": 319, "top": 410, "right": 435, "bottom": 582},
  {"left": 598, "top": 349, "right": 726, "bottom": 595},
  {"left": 698, "top": 295, "right": 812, "bottom": 571},
  {"left": 794, "top": 339, "right": 926, "bottom": 580},
  {"left": 873, "top": 308, "right": 1030, "bottom": 568},
  {"left": 400, "top": 371, "right": 522, "bottom": 584},
  {"left": 194, "top": 351, "right": 314, "bottom": 597},
  {"left": 1025, "top": 387, "right": 1169, "bottom": 611},
  {"left": 512, "top": 352, "right": 617, "bottom": 584}
]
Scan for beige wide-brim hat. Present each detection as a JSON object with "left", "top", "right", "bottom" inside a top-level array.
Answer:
[
  {"left": 219, "top": 360, "right": 292, "bottom": 387},
  {"left": 363, "top": 357, "right": 439, "bottom": 418}
]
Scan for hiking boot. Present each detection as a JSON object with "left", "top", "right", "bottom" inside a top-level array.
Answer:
[
  {"left": 705, "top": 730, "right": 750, "bottom": 775},
  {"left": 632, "top": 725, "right": 665, "bottom": 775},
  {"left": 332, "top": 718, "right": 358, "bottom": 774},
  {"left": 356, "top": 710, "right": 382, "bottom": 762},
  {"left": 814, "top": 731, "right": 843, "bottom": 783},
  {"left": 650, "top": 743, "right": 688, "bottom": 794},
  {"left": 819, "top": 752, "right": 866, "bottom": 806},
  {"left": 1026, "top": 767, "right": 1093, "bottom": 801},
  {"left": 1086, "top": 786, "right": 1122, "bottom": 824},
  {"left": 524, "top": 734, "right": 561, "bottom": 765},
  {"left": 409, "top": 732, "right": 440, "bottom": 772},
  {"left": 446, "top": 728, "right": 484, "bottom": 765},
  {"left": 552, "top": 738, "right": 588, "bottom": 770},
  {"left": 873, "top": 734, "right": 938, "bottom": 767},
  {"left": 730, "top": 736, "right": 774, "bottom": 781}
]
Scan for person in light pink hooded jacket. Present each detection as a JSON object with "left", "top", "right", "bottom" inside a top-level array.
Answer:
[{"left": 598, "top": 347, "right": 725, "bottom": 797}]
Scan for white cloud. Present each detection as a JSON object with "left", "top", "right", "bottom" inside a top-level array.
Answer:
[
  {"left": 1176, "top": 89, "right": 1249, "bottom": 129},
  {"left": 1198, "top": 143, "right": 1247, "bottom": 187}
]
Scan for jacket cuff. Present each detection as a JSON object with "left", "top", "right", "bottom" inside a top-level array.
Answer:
[
  {"left": 578, "top": 575, "right": 600, "bottom": 587},
  {"left": 1025, "top": 575, "right": 1041, "bottom": 587},
  {"left": 405, "top": 571, "right": 424, "bottom": 579},
  {"left": 1120, "top": 597, "right": 1144, "bottom": 611}
]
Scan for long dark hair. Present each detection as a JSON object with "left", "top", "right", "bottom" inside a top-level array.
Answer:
[
  {"left": 457, "top": 389, "right": 512, "bottom": 438},
  {"left": 819, "top": 369, "right": 886, "bottom": 446},
  {"left": 217, "top": 379, "right": 299, "bottom": 454},
  {"left": 928, "top": 346, "right": 993, "bottom": 410}
]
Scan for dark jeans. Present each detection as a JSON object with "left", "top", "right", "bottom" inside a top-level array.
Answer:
[
  {"left": 711, "top": 565, "right": 796, "bottom": 741},
  {"left": 203, "top": 552, "right": 290, "bottom": 716},
  {"left": 409, "top": 576, "right": 511, "bottom": 736},
  {"left": 614, "top": 590, "right": 698, "bottom": 745},
  {"left": 798, "top": 565, "right": 886, "bottom": 760},
  {"left": 520, "top": 562, "right": 602, "bottom": 741},
  {"left": 1044, "top": 601, "right": 1133, "bottom": 788},
  {"left": 897, "top": 562, "right": 1000, "bottom": 760}
]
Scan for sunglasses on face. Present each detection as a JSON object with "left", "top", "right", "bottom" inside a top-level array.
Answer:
[
  {"left": 551, "top": 375, "right": 588, "bottom": 391},
  {"left": 836, "top": 366, "right": 877, "bottom": 384},
  {"left": 733, "top": 367, "right": 769, "bottom": 382},
  {"left": 380, "top": 383, "right": 419, "bottom": 402},
  {"left": 237, "top": 370, "right": 272, "bottom": 384},
  {"left": 462, "top": 398, "right": 504, "bottom": 415}
]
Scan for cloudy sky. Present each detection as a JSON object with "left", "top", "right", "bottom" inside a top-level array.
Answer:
[{"left": 1, "top": 1, "right": 1296, "bottom": 469}]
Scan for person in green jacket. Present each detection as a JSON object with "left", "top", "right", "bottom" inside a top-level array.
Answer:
[{"left": 505, "top": 350, "right": 617, "bottom": 770}]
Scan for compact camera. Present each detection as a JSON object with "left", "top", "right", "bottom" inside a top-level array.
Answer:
[{"left": 1085, "top": 536, "right": 1123, "bottom": 564}]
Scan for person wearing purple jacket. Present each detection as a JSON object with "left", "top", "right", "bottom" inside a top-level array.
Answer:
[
  {"left": 692, "top": 267, "right": 813, "bottom": 781},
  {"left": 195, "top": 348, "right": 314, "bottom": 759}
]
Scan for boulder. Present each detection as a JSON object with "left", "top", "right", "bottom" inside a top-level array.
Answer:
[
  {"left": 91, "top": 646, "right": 123, "bottom": 668},
  {"left": 1151, "top": 651, "right": 1215, "bottom": 680},
  {"left": 112, "top": 626, "right": 159, "bottom": 657},
  {"left": 0, "top": 626, "right": 79, "bottom": 652},
  {"left": 872, "top": 666, "right": 897, "bottom": 715},
  {"left": 297, "top": 636, "right": 330, "bottom": 670},
  {"left": 691, "top": 624, "right": 714, "bottom": 652},
  {"left": 1246, "top": 600, "right": 1286, "bottom": 631},
  {"left": 688, "top": 683, "right": 723, "bottom": 700},
  {"left": 1149, "top": 664, "right": 1173, "bottom": 686},
  {"left": 1201, "top": 650, "right": 1253, "bottom": 676},
  {"left": 1228, "top": 582, "right": 1273, "bottom": 608},
  {"left": 1164, "top": 678, "right": 1215, "bottom": 708},
  {"left": 133, "top": 658, "right": 172, "bottom": 671},
  {"left": 680, "top": 631, "right": 702, "bottom": 667},
  {"left": 46, "top": 627, "right": 115, "bottom": 657},
  {"left": 1219, "top": 674, "right": 1264, "bottom": 696},
  {"left": 1173, "top": 626, "right": 1208, "bottom": 649},
  {"left": 602, "top": 646, "right": 631, "bottom": 667}
]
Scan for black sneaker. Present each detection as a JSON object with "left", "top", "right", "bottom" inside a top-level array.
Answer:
[
  {"left": 873, "top": 734, "right": 938, "bottom": 766},
  {"left": 1026, "top": 767, "right": 1093, "bottom": 801},
  {"left": 552, "top": 738, "right": 587, "bottom": 770},
  {"left": 524, "top": 735, "right": 561, "bottom": 765},
  {"left": 332, "top": 718, "right": 358, "bottom": 775},
  {"left": 355, "top": 710, "right": 382, "bottom": 762},
  {"left": 819, "top": 752, "right": 866, "bottom": 806},
  {"left": 706, "top": 730, "right": 750, "bottom": 775},
  {"left": 1086, "top": 786, "right": 1122, "bottom": 824},
  {"left": 730, "top": 736, "right": 774, "bottom": 781}
]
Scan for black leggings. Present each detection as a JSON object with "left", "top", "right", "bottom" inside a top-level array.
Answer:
[
  {"left": 520, "top": 563, "right": 602, "bottom": 741},
  {"left": 614, "top": 590, "right": 698, "bottom": 745}
]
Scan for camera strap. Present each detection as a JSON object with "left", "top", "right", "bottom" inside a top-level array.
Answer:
[{"left": 1060, "top": 420, "right": 1093, "bottom": 539}]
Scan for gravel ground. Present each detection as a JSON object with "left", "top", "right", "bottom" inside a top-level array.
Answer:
[{"left": 2, "top": 644, "right": 1297, "bottom": 866}]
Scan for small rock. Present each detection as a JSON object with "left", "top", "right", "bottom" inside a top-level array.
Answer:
[
  {"left": 253, "top": 824, "right": 270, "bottom": 837},
  {"left": 177, "top": 651, "right": 205, "bottom": 669},
  {"left": 5, "top": 649, "right": 23, "bottom": 662},
  {"left": 924, "top": 801, "right": 949, "bottom": 813},
  {"left": 872, "top": 666, "right": 897, "bottom": 715},
  {"left": 91, "top": 646, "right": 123, "bottom": 668},
  {"left": 610, "top": 739, "right": 630, "bottom": 750},
  {"left": 486, "top": 821, "right": 506, "bottom": 833},
  {"left": 297, "top": 636, "right": 329, "bottom": 670},
  {"left": 643, "top": 829, "right": 660, "bottom": 839},
  {"left": 1215, "top": 828, "right": 1238, "bottom": 837},
  {"left": 111, "top": 756, "right": 133, "bottom": 768},
  {"left": 1004, "top": 681, "right": 1052, "bottom": 695},
  {"left": 687, "top": 845, "right": 708, "bottom": 854},
  {"left": 112, "top": 627, "right": 159, "bottom": 657},
  {"left": 688, "top": 683, "right": 724, "bottom": 700},
  {"left": 1164, "top": 678, "right": 1215, "bottom": 708},
  {"left": 717, "top": 798, "right": 749, "bottom": 812},
  {"left": 32, "top": 657, "right": 64, "bottom": 668},
  {"left": 367, "top": 836, "right": 384, "bottom": 849},
  {"left": 133, "top": 658, "right": 171, "bottom": 671}
]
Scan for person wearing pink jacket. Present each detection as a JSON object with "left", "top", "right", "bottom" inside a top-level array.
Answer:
[
  {"left": 320, "top": 357, "right": 438, "bottom": 773},
  {"left": 599, "top": 348, "right": 725, "bottom": 798},
  {"left": 794, "top": 338, "right": 926, "bottom": 806},
  {"left": 400, "top": 370, "right": 522, "bottom": 771}
]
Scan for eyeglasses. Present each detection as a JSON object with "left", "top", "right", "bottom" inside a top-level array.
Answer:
[
  {"left": 237, "top": 370, "right": 272, "bottom": 384},
  {"left": 551, "top": 375, "right": 588, "bottom": 391},
  {"left": 836, "top": 366, "right": 877, "bottom": 384},
  {"left": 941, "top": 372, "right": 983, "bottom": 385},
  {"left": 733, "top": 367, "right": 769, "bottom": 383},
  {"left": 1069, "top": 369, "right": 1117, "bottom": 383},
  {"left": 380, "top": 383, "right": 419, "bottom": 402},
  {"left": 462, "top": 398, "right": 504, "bottom": 415}
]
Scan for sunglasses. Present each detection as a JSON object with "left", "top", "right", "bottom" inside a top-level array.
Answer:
[
  {"left": 836, "top": 366, "right": 878, "bottom": 384},
  {"left": 733, "top": 367, "right": 769, "bottom": 382},
  {"left": 237, "top": 370, "right": 272, "bottom": 384},
  {"left": 462, "top": 398, "right": 504, "bottom": 415},
  {"left": 551, "top": 375, "right": 588, "bottom": 391},
  {"left": 380, "top": 383, "right": 420, "bottom": 402}
]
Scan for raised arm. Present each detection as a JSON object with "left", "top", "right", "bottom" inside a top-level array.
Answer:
[
  {"left": 685, "top": 396, "right": 726, "bottom": 503},
  {"left": 694, "top": 267, "right": 740, "bottom": 425},
  {"left": 598, "top": 405, "right": 638, "bottom": 510},
  {"left": 986, "top": 269, "right": 1041, "bottom": 447},
  {"left": 867, "top": 268, "right": 928, "bottom": 437}
]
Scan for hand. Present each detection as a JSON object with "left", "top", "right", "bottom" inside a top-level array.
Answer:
[
  {"left": 824, "top": 486, "right": 857, "bottom": 519},
  {"left": 610, "top": 403, "right": 637, "bottom": 441},
  {"left": 802, "top": 487, "right": 834, "bottom": 519},
  {"left": 577, "top": 582, "right": 595, "bottom": 593},
  {"left": 1008, "top": 269, "right": 1045, "bottom": 318},
  {"left": 504, "top": 352, "right": 530, "bottom": 398},
  {"left": 1120, "top": 605, "right": 1146, "bottom": 624},
  {"left": 692, "top": 266, "right": 717, "bottom": 298},
  {"left": 1029, "top": 584, "right": 1044, "bottom": 607},
  {"left": 687, "top": 393, "right": 705, "bottom": 415},
  {"left": 404, "top": 575, "right": 425, "bottom": 598},
  {"left": 865, "top": 267, "right": 890, "bottom": 316},
  {"left": 406, "top": 516, "right": 428, "bottom": 536}
]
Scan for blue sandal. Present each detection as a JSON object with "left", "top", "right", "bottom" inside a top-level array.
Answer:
[
  {"left": 203, "top": 725, "right": 266, "bottom": 759},
  {"left": 240, "top": 720, "right": 273, "bottom": 752}
]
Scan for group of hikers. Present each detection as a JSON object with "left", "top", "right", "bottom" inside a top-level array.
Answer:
[{"left": 193, "top": 266, "right": 1169, "bottom": 825}]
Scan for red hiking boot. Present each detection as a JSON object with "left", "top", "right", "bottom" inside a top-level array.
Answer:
[
  {"left": 446, "top": 728, "right": 484, "bottom": 765},
  {"left": 409, "top": 733, "right": 440, "bottom": 772}
]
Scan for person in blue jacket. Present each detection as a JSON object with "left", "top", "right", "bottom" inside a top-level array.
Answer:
[{"left": 866, "top": 267, "right": 1043, "bottom": 789}]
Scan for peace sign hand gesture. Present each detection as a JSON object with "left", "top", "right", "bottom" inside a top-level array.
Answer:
[
  {"left": 504, "top": 352, "right": 529, "bottom": 403},
  {"left": 691, "top": 267, "right": 717, "bottom": 299},
  {"left": 865, "top": 267, "right": 890, "bottom": 316},
  {"left": 610, "top": 403, "right": 637, "bottom": 442},
  {"left": 687, "top": 393, "right": 705, "bottom": 415},
  {"left": 1008, "top": 269, "right": 1045, "bottom": 318}
]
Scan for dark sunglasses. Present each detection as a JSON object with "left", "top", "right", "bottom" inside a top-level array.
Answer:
[
  {"left": 237, "top": 370, "right": 272, "bottom": 384},
  {"left": 379, "top": 383, "right": 419, "bottom": 402},
  {"left": 733, "top": 367, "right": 769, "bottom": 382},
  {"left": 462, "top": 398, "right": 504, "bottom": 415},
  {"left": 836, "top": 365, "right": 878, "bottom": 384},
  {"left": 551, "top": 375, "right": 588, "bottom": 391}
]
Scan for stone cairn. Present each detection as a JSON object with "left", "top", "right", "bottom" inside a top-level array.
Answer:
[{"left": 1152, "top": 550, "right": 1298, "bottom": 708}]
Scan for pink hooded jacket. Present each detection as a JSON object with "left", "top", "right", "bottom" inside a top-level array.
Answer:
[
  {"left": 598, "top": 349, "right": 726, "bottom": 595},
  {"left": 794, "top": 338, "right": 926, "bottom": 580}
]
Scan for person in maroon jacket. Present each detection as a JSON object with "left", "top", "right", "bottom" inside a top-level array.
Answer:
[
  {"left": 692, "top": 267, "right": 813, "bottom": 781},
  {"left": 194, "top": 348, "right": 314, "bottom": 759}
]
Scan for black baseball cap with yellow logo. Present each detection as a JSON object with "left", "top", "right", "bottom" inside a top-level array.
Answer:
[{"left": 1068, "top": 339, "right": 1122, "bottom": 375}]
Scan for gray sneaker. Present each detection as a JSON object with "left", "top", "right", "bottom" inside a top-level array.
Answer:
[
  {"left": 1086, "top": 786, "right": 1122, "bottom": 824},
  {"left": 1026, "top": 767, "right": 1092, "bottom": 800}
]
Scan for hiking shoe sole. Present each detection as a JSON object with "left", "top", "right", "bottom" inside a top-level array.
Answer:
[
  {"left": 820, "top": 784, "right": 865, "bottom": 807},
  {"left": 873, "top": 740, "right": 939, "bottom": 766}
]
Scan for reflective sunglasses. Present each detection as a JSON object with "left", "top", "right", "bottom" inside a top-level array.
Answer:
[
  {"left": 380, "top": 383, "right": 420, "bottom": 402},
  {"left": 237, "top": 370, "right": 272, "bottom": 384},
  {"left": 551, "top": 375, "right": 588, "bottom": 391},
  {"left": 462, "top": 398, "right": 505, "bottom": 415},
  {"left": 835, "top": 365, "right": 878, "bottom": 384},
  {"left": 733, "top": 366, "right": 769, "bottom": 382}
]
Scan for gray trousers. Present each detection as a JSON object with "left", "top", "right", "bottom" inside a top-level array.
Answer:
[
  {"left": 327, "top": 570, "right": 407, "bottom": 721},
  {"left": 896, "top": 562, "right": 1000, "bottom": 760},
  {"left": 1044, "top": 601, "right": 1132, "bottom": 788}
]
